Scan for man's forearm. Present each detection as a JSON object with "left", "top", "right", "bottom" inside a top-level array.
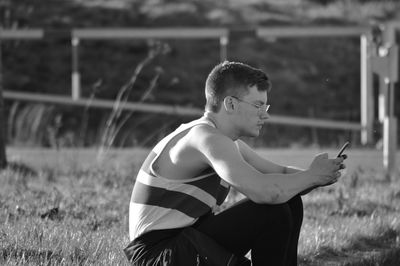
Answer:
[
  {"left": 283, "top": 166, "right": 320, "bottom": 195},
  {"left": 283, "top": 166, "right": 303, "bottom": 174},
  {"left": 259, "top": 170, "right": 320, "bottom": 204}
]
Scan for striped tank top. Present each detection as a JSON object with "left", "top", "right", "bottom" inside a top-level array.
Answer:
[{"left": 129, "top": 118, "right": 231, "bottom": 240}]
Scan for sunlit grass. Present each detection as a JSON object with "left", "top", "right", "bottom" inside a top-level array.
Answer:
[
  {"left": 299, "top": 170, "right": 400, "bottom": 266},
  {"left": 1, "top": 148, "right": 400, "bottom": 265},
  {"left": 0, "top": 153, "right": 136, "bottom": 266}
]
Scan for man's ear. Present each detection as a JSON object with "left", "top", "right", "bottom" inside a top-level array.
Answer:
[{"left": 223, "top": 96, "right": 235, "bottom": 113}]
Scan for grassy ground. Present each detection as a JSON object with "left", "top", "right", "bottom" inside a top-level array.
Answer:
[{"left": 1, "top": 148, "right": 400, "bottom": 265}]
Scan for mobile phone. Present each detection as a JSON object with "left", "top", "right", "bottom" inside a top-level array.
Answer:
[{"left": 337, "top": 141, "right": 350, "bottom": 158}]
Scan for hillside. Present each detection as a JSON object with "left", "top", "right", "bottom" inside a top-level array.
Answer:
[{"left": 2, "top": 0, "right": 400, "bottom": 148}]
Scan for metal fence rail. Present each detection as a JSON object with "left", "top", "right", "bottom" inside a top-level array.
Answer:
[{"left": 3, "top": 90, "right": 362, "bottom": 130}]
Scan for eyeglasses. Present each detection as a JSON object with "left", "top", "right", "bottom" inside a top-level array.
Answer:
[{"left": 230, "top": 96, "right": 270, "bottom": 115}]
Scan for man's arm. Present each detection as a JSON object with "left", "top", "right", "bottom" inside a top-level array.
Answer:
[
  {"left": 235, "top": 139, "right": 345, "bottom": 195},
  {"left": 235, "top": 139, "right": 302, "bottom": 174},
  {"left": 192, "top": 126, "right": 343, "bottom": 204}
]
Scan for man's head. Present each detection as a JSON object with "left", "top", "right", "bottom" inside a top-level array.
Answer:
[{"left": 205, "top": 61, "right": 271, "bottom": 113}]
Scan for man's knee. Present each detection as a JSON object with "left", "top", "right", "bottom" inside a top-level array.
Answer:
[
  {"left": 288, "top": 195, "right": 304, "bottom": 223},
  {"left": 247, "top": 201, "right": 294, "bottom": 231},
  {"left": 248, "top": 202, "right": 294, "bottom": 246},
  {"left": 289, "top": 195, "right": 303, "bottom": 212},
  {"left": 270, "top": 203, "right": 293, "bottom": 230}
]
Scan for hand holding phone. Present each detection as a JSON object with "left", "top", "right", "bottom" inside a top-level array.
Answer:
[{"left": 337, "top": 141, "right": 350, "bottom": 158}]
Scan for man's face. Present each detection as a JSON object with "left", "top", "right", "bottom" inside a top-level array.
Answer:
[{"left": 233, "top": 85, "right": 269, "bottom": 138}]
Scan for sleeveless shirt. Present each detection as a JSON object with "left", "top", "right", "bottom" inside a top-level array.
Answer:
[{"left": 129, "top": 118, "right": 231, "bottom": 240}]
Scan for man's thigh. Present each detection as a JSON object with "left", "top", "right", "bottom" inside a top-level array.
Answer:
[{"left": 194, "top": 199, "right": 293, "bottom": 256}]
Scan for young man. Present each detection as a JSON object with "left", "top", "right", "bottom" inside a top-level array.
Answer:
[{"left": 124, "top": 61, "right": 346, "bottom": 265}]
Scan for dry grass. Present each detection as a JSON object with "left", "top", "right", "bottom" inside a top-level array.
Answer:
[{"left": 1, "top": 148, "right": 400, "bottom": 265}]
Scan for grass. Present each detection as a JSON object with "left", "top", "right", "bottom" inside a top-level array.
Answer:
[
  {"left": 1, "top": 148, "right": 400, "bottom": 265},
  {"left": 298, "top": 171, "right": 400, "bottom": 266}
]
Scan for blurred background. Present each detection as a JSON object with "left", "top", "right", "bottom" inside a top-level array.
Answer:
[{"left": 1, "top": 0, "right": 400, "bottom": 150}]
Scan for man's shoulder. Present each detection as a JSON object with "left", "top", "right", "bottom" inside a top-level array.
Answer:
[
  {"left": 189, "top": 122, "right": 218, "bottom": 135},
  {"left": 189, "top": 123, "right": 221, "bottom": 140},
  {"left": 188, "top": 124, "right": 234, "bottom": 150}
]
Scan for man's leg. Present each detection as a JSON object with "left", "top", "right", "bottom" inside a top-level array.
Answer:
[
  {"left": 286, "top": 196, "right": 304, "bottom": 266},
  {"left": 194, "top": 195, "right": 303, "bottom": 266}
]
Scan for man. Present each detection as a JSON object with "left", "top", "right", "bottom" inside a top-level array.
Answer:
[{"left": 124, "top": 61, "right": 346, "bottom": 265}]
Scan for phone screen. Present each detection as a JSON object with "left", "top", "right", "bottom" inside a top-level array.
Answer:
[{"left": 337, "top": 141, "right": 350, "bottom": 157}]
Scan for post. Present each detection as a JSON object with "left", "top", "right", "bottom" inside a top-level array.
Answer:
[
  {"left": 71, "top": 37, "right": 80, "bottom": 100},
  {"left": 371, "top": 23, "right": 398, "bottom": 180},
  {"left": 220, "top": 35, "right": 228, "bottom": 62},
  {"left": 378, "top": 46, "right": 390, "bottom": 123},
  {"left": 0, "top": 38, "right": 7, "bottom": 169},
  {"left": 382, "top": 31, "right": 398, "bottom": 180},
  {"left": 385, "top": 44, "right": 398, "bottom": 180},
  {"left": 360, "top": 34, "right": 374, "bottom": 145},
  {"left": 0, "top": 0, "right": 9, "bottom": 169},
  {"left": 383, "top": 116, "right": 397, "bottom": 180}
]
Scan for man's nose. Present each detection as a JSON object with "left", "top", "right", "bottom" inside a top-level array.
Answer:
[{"left": 260, "top": 111, "right": 270, "bottom": 120}]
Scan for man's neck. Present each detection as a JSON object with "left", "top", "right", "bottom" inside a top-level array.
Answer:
[{"left": 203, "top": 111, "right": 239, "bottom": 140}]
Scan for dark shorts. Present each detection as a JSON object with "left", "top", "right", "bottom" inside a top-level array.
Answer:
[{"left": 123, "top": 226, "right": 251, "bottom": 266}]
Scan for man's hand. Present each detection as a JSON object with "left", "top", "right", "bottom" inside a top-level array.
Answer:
[{"left": 308, "top": 153, "right": 346, "bottom": 186}]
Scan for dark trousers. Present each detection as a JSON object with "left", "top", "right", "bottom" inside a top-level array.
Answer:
[
  {"left": 194, "top": 195, "right": 304, "bottom": 266},
  {"left": 125, "top": 195, "right": 303, "bottom": 266}
]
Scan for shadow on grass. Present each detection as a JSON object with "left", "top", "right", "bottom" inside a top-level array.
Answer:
[
  {"left": 1, "top": 245, "right": 89, "bottom": 265},
  {"left": 300, "top": 228, "right": 400, "bottom": 266},
  {"left": 1, "top": 246, "right": 62, "bottom": 264},
  {"left": 6, "top": 161, "right": 38, "bottom": 177}
]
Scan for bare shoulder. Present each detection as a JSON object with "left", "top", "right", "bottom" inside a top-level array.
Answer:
[
  {"left": 188, "top": 124, "right": 233, "bottom": 149},
  {"left": 185, "top": 125, "right": 241, "bottom": 168}
]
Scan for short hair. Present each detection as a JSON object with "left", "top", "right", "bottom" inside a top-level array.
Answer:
[{"left": 205, "top": 61, "right": 272, "bottom": 112}]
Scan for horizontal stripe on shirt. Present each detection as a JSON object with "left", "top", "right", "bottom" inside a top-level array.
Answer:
[
  {"left": 137, "top": 170, "right": 218, "bottom": 206},
  {"left": 131, "top": 181, "right": 212, "bottom": 218}
]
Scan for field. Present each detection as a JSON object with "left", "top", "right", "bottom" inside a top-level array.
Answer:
[{"left": 1, "top": 147, "right": 400, "bottom": 265}]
